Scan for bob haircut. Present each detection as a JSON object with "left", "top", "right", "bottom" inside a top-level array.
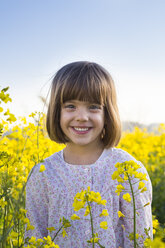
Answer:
[{"left": 46, "top": 61, "right": 122, "bottom": 148}]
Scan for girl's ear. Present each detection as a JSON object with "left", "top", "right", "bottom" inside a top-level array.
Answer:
[{"left": 101, "top": 127, "right": 106, "bottom": 139}]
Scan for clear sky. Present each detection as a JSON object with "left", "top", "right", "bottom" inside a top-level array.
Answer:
[{"left": 1, "top": 0, "right": 165, "bottom": 125}]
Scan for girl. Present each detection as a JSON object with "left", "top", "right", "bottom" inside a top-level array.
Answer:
[{"left": 25, "top": 61, "right": 152, "bottom": 247}]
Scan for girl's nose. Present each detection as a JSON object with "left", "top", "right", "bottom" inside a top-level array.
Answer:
[{"left": 75, "top": 107, "right": 89, "bottom": 121}]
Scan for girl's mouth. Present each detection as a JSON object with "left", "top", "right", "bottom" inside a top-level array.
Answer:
[{"left": 71, "top": 127, "right": 92, "bottom": 134}]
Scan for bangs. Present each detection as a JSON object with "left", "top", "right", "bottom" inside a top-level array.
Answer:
[{"left": 60, "top": 64, "right": 107, "bottom": 105}]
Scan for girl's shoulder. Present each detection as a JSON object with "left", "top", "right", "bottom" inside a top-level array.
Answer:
[
  {"left": 43, "top": 149, "right": 63, "bottom": 166},
  {"left": 111, "top": 147, "right": 138, "bottom": 163},
  {"left": 27, "top": 150, "right": 63, "bottom": 180},
  {"left": 103, "top": 147, "right": 138, "bottom": 163},
  {"left": 110, "top": 148, "right": 149, "bottom": 175}
]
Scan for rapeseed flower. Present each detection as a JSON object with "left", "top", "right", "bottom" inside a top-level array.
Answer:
[
  {"left": 1, "top": 87, "right": 164, "bottom": 246},
  {"left": 87, "top": 233, "right": 100, "bottom": 244},
  {"left": 47, "top": 227, "right": 56, "bottom": 232},
  {"left": 138, "top": 181, "right": 145, "bottom": 190},
  {"left": 99, "top": 209, "right": 109, "bottom": 217},
  {"left": 71, "top": 214, "right": 80, "bottom": 220},
  {"left": 39, "top": 164, "right": 46, "bottom": 172},
  {"left": 84, "top": 205, "right": 91, "bottom": 216},
  {"left": 100, "top": 221, "right": 108, "bottom": 230},
  {"left": 115, "top": 184, "right": 125, "bottom": 196},
  {"left": 62, "top": 227, "right": 67, "bottom": 237},
  {"left": 28, "top": 236, "right": 36, "bottom": 244},
  {"left": 26, "top": 223, "right": 35, "bottom": 231},
  {"left": 123, "top": 193, "right": 131, "bottom": 203},
  {"left": 128, "top": 232, "right": 140, "bottom": 241},
  {"left": 118, "top": 211, "right": 125, "bottom": 218}
]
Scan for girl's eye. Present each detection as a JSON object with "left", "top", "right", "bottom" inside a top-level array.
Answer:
[
  {"left": 89, "top": 104, "right": 102, "bottom": 110},
  {"left": 64, "top": 104, "right": 75, "bottom": 109}
]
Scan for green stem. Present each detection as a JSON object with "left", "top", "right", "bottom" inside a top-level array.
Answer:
[
  {"left": 52, "top": 225, "right": 63, "bottom": 242},
  {"left": 98, "top": 242, "right": 105, "bottom": 248},
  {"left": 2, "top": 204, "right": 7, "bottom": 248},
  {"left": 18, "top": 218, "right": 20, "bottom": 247},
  {"left": 86, "top": 195, "right": 95, "bottom": 248},
  {"left": 128, "top": 175, "right": 136, "bottom": 248}
]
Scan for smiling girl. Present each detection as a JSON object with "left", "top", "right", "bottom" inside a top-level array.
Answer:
[{"left": 25, "top": 61, "right": 152, "bottom": 247}]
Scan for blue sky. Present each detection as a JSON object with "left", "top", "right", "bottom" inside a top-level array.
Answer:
[{"left": 1, "top": 0, "right": 165, "bottom": 125}]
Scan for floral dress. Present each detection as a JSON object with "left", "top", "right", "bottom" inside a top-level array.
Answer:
[{"left": 25, "top": 148, "right": 153, "bottom": 248}]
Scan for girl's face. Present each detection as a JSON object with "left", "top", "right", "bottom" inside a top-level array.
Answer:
[{"left": 60, "top": 100, "right": 105, "bottom": 150}]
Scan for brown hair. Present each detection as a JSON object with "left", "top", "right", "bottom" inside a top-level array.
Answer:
[{"left": 46, "top": 61, "right": 121, "bottom": 148}]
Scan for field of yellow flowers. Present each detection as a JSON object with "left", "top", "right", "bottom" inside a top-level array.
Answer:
[{"left": 0, "top": 87, "right": 165, "bottom": 247}]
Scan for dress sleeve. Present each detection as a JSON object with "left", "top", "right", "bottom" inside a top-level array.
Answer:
[
  {"left": 120, "top": 161, "right": 153, "bottom": 247},
  {"left": 25, "top": 165, "right": 49, "bottom": 240}
]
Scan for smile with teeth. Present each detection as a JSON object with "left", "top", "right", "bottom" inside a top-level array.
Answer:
[{"left": 73, "top": 127, "right": 90, "bottom": 131}]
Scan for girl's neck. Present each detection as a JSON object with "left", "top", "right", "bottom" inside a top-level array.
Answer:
[{"left": 63, "top": 143, "right": 104, "bottom": 165}]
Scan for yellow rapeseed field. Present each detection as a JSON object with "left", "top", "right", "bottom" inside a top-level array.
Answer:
[{"left": 0, "top": 87, "right": 165, "bottom": 247}]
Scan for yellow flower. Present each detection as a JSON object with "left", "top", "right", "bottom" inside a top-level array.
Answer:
[
  {"left": 153, "top": 219, "right": 159, "bottom": 229},
  {"left": 111, "top": 170, "right": 119, "bottom": 180},
  {"left": 123, "top": 193, "right": 131, "bottom": 202},
  {"left": 44, "top": 245, "right": 49, "bottom": 248},
  {"left": 88, "top": 191, "right": 102, "bottom": 203},
  {"left": 99, "top": 209, "right": 109, "bottom": 217},
  {"left": 123, "top": 173, "right": 128, "bottom": 181},
  {"left": 23, "top": 217, "right": 30, "bottom": 224},
  {"left": 138, "top": 181, "right": 145, "bottom": 190},
  {"left": 36, "top": 238, "right": 44, "bottom": 245},
  {"left": 19, "top": 208, "right": 27, "bottom": 214},
  {"left": 0, "top": 198, "right": 7, "bottom": 208},
  {"left": 72, "top": 198, "right": 86, "bottom": 211},
  {"left": 39, "top": 164, "right": 46, "bottom": 172},
  {"left": 87, "top": 186, "right": 91, "bottom": 192},
  {"left": 89, "top": 233, "right": 100, "bottom": 243},
  {"left": 73, "top": 189, "right": 86, "bottom": 211},
  {"left": 115, "top": 184, "right": 125, "bottom": 196},
  {"left": 84, "top": 205, "right": 91, "bottom": 216},
  {"left": 136, "top": 233, "right": 140, "bottom": 239},
  {"left": 71, "top": 214, "right": 80, "bottom": 220},
  {"left": 100, "top": 199, "right": 107, "bottom": 206},
  {"left": 128, "top": 232, "right": 140, "bottom": 241},
  {"left": 26, "top": 223, "right": 35, "bottom": 231},
  {"left": 118, "top": 211, "right": 125, "bottom": 218},
  {"left": 29, "top": 112, "right": 36, "bottom": 118},
  {"left": 62, "top": 227, "right": 67, "bottom": 237},
  {"left": 12, "top": 240, "right": 18, "bottom": 246},
  {"left": 143, "top": 238, "right": 152, "bottom": 247},
  {"left": 47, "top": 227, "right": 56, "bottom": 232},
  {"left": 134, "top": 172, "right": 148, "bottom": 181},
  {"left": 75, "top": 190, "right": 86, "bottom": 200},
  {"left": 127, "top": 167, "right": 135, "bottom": 176},
  {"left": 29, "top": 236, "right": 36, "bottom": 243},
  {"left": 44, "top": 235, "right": 52, "bottom": 243},
  {"left": 43, "top": 235, "right": 60, "bottom": 247},
  {"left": 100, "top": 221, "right": 108, "bottom": 230},
  {"left": 90, "top": 237, "right": 100, "bottom": 243},
  {"left": 141, "top": 187, "right": 147, "bottom": 193},
  {"left": 10, "top": 231, "right": 18, "bottom": 238},
  {"left": 117, "top": 176, "right": 124, "bottom": 183}
]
